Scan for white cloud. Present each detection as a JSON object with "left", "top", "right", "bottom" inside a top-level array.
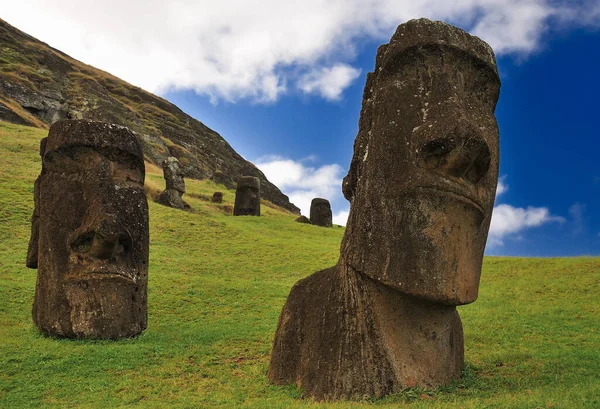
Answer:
[
  {"left": 568, "top": 202, "right": 586, "bottom": 235},
  {"left": 298, "top": 64, "right": 361, "bottom": 100},
  {"left": 333, "top": 209, "right": 350, "bottom": 227},
  {"left": 255, "top": 156, "right": 344, "bottom": 216},
  {"left": 488, "top": 175, "right": 565, "bottom": 248},
  {"left": 555, "top": 1, "right": 600, "bottom": 28},
  {"left": 496, "top": 176, "right": 508, "bottom": 197},
  {"left": 2, "top": 0, "right": 599, "bottom": 103},
  {"left": 488, "top": 204, "right": 565, "bottom": 247},
  {"left": 470, "top": 2, "right": 553, "bottom": 54}
]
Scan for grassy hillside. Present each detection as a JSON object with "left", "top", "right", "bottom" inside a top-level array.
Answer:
[
  {"left": 1, "top": 121, "right": 599, "bottom": 408},
  {"left": 0, "top": 18, "right": 300, "bottom": 214}
]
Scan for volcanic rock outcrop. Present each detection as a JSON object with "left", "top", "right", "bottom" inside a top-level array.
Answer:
[
  {"left": 294, "top": 215, "right": 311, "bottom": 224},
  {"left": 0, "top": 18, "right": 299, "bottom": 214},
  {"left": 27, "top": 120, "right": 149, "bottom": 339},
  {"left": 158, "top": 156, "right": 188, "bottom": 209},
  {"left": 269, "top": 18, "right": 501, "bottom": 400},
  {"left": 309, "top": 198, "right": 332, "bottom": 227},
  {"left": 233, "top": 176, "right": 261, "bottom": 216}
]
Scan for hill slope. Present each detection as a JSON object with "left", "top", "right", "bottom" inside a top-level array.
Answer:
[
  {"left": 1, "top": 122, "right": 599, "bottom": 408},
  {"left": 0, "top": 18, "right": 300, "bottom": 214}
]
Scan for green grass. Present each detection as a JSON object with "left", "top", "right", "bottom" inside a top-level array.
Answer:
[{"left": 1, "top": 121, "right": 599, "bottom": 408}]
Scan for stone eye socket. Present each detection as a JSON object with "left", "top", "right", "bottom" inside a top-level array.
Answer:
[
  {"left": 419, "top": 139, "right": 456, "bottom": 170},
  {"left": 418, "top": 136, "right": 491, "bottom": 184},
  {"left": 44, "top": 149, "right": 103, "bottom": 174},
  {"left": 71, "top": 232, "right": 94, "bottom": 253},
  {"left": 70, "top": 231, "right": 132, "bottom": 257},
  {"left": 116, "top": 233, "right": 132, "bottom": 255},
  {"left": 111, "top": 162, "right": 143, "bottom": 184}
]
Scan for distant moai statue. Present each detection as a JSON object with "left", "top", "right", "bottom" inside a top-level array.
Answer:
[
  {"left": 212, "top": 192, "right": 223, "bottom": 203},
  {"left": 233, "top": 176, "right": 260, "bottom": 216},
  {"left": 158, "top": 157, "right": 187, "bottom": 209},
  {"left": 26, "top": 120, "right": 149, "bottom": 339},
  {"left": 269, "top": 19, "right": 500, "bottom": 400},
  {"left": 309, "top": 198, "right": 332, "bottom": 227}
]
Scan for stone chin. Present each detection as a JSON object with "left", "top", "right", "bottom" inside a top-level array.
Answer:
[
  {"left": 63, "top": 279, "right": 146, "bottom": 339},
  {"left": 383, "top": 191, "right": 489, "bottom": 305}
]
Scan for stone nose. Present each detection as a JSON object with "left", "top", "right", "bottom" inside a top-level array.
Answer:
[
  {"left": 89, "top": 215, "right": 120, "bottom": 259},
  {"left": 71, "top": 214, "right": 132, "bottom": 259},
  {"left": 418, "top": 134, "right": 491, "bottom": 185}
]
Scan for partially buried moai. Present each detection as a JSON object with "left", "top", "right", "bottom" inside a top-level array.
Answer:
[
  {"left": 233, "top": 176, "right": 260, "bottom": 216},
  {"left": 269, "top": 19, "right": 500, "bottom": 400},
  {"left": 158, "top": 156, "right": 187, "bottom": 209},
  {"left": 309, "top": 198, "right": 332, "bottom": 227},
  {"left": 26, "top": 120, "right": 149, "bottom": 339}
]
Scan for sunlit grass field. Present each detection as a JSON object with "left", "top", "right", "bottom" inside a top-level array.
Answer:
[{"left": 1, "top": 121, "right": 599, "bottom": 408}]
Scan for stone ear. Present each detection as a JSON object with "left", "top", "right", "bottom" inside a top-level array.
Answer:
[
  {"left": 39, "top": 137, "right": 47, "bottom": 158},
  {"left": 341, "top": 170, "right": 356, "bottom": 201},
  {"left": 342, "top": 71, "right": 376, "bottom": 202},
  {"left": 26, "top": 176, "right": 41, "bottom": 269},
  {"left": 27, "top": 139, "right": 46, "bottom": 268}
]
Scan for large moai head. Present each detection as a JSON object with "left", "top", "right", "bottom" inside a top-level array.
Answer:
[
  {"left": 233, "top": 176, "right": 260, "bottom": 216},
  {"left": 340, "top": 19, "right": 500, "bottom": 306},
  {"left": 162, "top": 156, "right": 185, "bottom": 193},
  {"left": 27, "top": 120, "right": 149, "bottom": 339},
  {"left": 310, "top": 198, "right": 332, "bottom": 227}
]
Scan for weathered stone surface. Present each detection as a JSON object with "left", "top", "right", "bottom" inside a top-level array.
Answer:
[
  {"left": 26, "top": 174, "right": 41, "bottom": 269},
  {"left": 158, "top": 156, "right": 188, "bottom": 209},
  {"left": 0, "top": 100, "right": 30, "bottom": 125},
  {"left": 234, "top": 176, "right": 260, "bottom": 216},
  {"left": 309, "top": 198, "right": 332, "bottom": 227},
  {"left": 294, "top": 215, "right": 311, "bottom": 224},
  {"left": 158, "top": 189, "right": 186, "bottom": 209},
  {"left": 269, "top": 265, "right": 464, "bottom": 400},
  {"left": 26, "top": 119, "right": 149, "bottom": 339},
  {"left": 341, "top": 18, "right": 500, "bottom": 305},
  {"left": 0, "top": 18, "right": 300, "bottom": 214},
  {"left": 163, "top": 156, "right": 185, "bottom": 193},
  {"left": 211, "top": 192, "right": 223, "bottom": 203},
  {"left": 269, "top": 18, "right": 500, "bottom": 400}
]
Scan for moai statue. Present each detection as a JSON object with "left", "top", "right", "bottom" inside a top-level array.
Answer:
[
  {"left": 309, "top": 198, "right": 332, "bottom": 227},
  {"left": 158, "top": 156, "right": 187, "bottom": 209},
  {"left": 233, "top": 176, "right": 260, "bottom": 216},
  {"left": 269, "top": 19, "right": 500, "bottom": 400},
  {"left": 26, "top": 120, "right": 149, "bottom": 339},
  {"left": 212, "top": 192, "right": 223, "bottom": 203}
]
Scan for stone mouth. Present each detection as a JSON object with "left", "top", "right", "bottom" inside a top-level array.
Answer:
[
  {"left": 65, "top": 263, "right": 137, "bottom": 284},
  {"left": 415, "top": 186, "right": 486, "bottom": 216}
]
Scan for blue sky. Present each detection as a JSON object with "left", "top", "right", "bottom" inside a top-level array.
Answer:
[
  {"left": 3, "top": 0, "right": 600, "bottom": 255},
  {"left": 164, "top": 28, "right": 600, "bottom": 257}
]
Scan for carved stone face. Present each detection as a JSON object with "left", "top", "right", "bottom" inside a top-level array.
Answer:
[
  {"left": 159, "top": 156, "right": 186, "bottom": 209},
  {"left": 163, "top": 156, "right": 185, "bottom": 193},
  {"left": 28, "top": 120, "right": 149, "bottom": 339},
  {"left": 234, "top": 176, "right": 261, "bottom": 216},
  {"left": 341, "top": 21, "right": 500, "bottom": 306},
  {"left": 310, "top": 198, "right": 332, "bottom": 227}
]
